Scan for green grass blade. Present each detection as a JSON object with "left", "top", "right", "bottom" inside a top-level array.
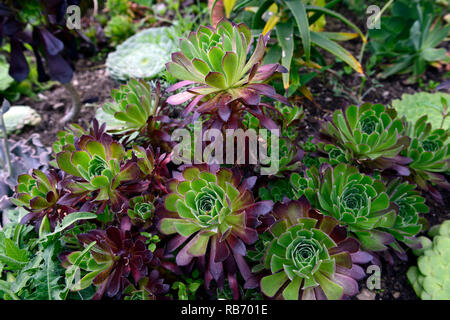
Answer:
[
  {"left": 310, "top": 31, "right": 363, "bottom": 74},
  {"left": 285, "top": 0, "right": 311, "bottom": 61},
  {"left": 276, "top": 21, "right": 294, "bottom": 90}
]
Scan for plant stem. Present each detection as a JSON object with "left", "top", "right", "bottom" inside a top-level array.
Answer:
[
  {"left": 59, "top": 82, "right": 82, "bottom": 124},
  {"left": 0, "top": 111, "right": 12, "bottom": 176},
  {"left": 358, "top": 0, "right": 394, "bottom": 63}
]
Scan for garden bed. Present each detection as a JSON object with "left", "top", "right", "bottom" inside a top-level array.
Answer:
[{"left": 1, "top": 0, "right": 449, "bottom": 302}]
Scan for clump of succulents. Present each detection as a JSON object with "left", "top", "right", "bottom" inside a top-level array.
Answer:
[
  {"left": 256, "top": 199, "right": 370, "bottom": 300},
  {"left": 101, "top": 79, "right": 175, "bottom": 150},
  {"left": 319, "top": 103, "right": 410, "bottom": 174},
  {"left": 55, "top": 120, "right": 144, "bottom": 212},
  {"left": 407, "top": 220, "right": 450, "bottom": 300},
  {"left": 381, "top": 178, "right": 429, "bottom": 261},
  {"left": 158, "top": 165, "right": 273, "bottom": 299},
  {"left": 166, "top": 20, "right": 289, "bottom": 129},
  {"left": 63, "top": 219, "right": 159, "bottom": 299},
  {"left": 312, "top": 164, "right": 397, "bottom": 251},
  {"left": 402, "top": 115, "right": 450, "bottom": 201},
  {"left": 11, "top": 169, "right": 71, "bottom": 228}
]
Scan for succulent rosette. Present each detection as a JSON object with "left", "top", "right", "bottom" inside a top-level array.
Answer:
[
  {"left": 123, "top": 270, "right": 170, "bottom": 300},
  {"left": 102, "top": 79, "right": 174, "bottom": 150},
  {"left": 158, "top": 165, "right": 273, "bottom": 299},
  {"left": 313, "top": 164, "right": 397, "bottom": 251},
  {"left": 11, "top": 169, "right": 75, "bottom": 227},
  {"left": 55, "top": 121, "right": 144, "bottom": 212},
  {"left": 131, "top": 145, "right": 171, "bottom": 193},
  {"left": 258, "top": 199, "right": 370, "bottom": 300},
  {"left": 384, "top": 178, "right": 428, "bottom": 243},
  {"left": 319, "top": 103, "right": 410, "bottom": 174},
  {"left": 165, "top": 20, "right": 289, "bottom": 129},
  {"left": 370, "top": 178, "right": 429, "bottom": 262},
  {"left": 64, "top": 219, "right": 156, "bottom": 299},
  {"left": 402, "top": 115, "right": 450, "bottom": 201}
]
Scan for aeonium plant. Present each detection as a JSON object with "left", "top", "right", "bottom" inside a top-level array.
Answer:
[
  {"left": 62, "top": 217, "right": 161, "bottom": 300},
  {"left": 157, "top": 165, "right": 274, "bottom": 299},
  {"left": 380, "top": 178, "right": 429, "bottom": 262},
  {"left": 55, "top": 120, "right": 146, "bottom": 212},
  {"left": 319, "top": 103, "right": 410, "bottom": 174},
  {"left": 102, "top": 79, "right": 175, "bottom": 151},
  {"left": 165, "top": 19, "right": 289, "bottom": 130},
  {"left": 256, "top": 198, "right": 370, "bottom": 300},
  {"left": 11, "top": 169, "right": 76, "bottom": 228},
  {"left": 402, "top": 115, "right": 450, "bottom": 202},
  {"left": 312, "top": 163, "right": 397, "bottom": 252}
]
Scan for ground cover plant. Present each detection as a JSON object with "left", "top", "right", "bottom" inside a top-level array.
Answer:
[{"left": 0, "top": 0, "right": 449, "bottom": 301}]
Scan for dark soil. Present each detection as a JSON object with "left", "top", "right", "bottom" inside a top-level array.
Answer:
[{"left": 9, "top": 3, "right": 450, "bottom": 301}]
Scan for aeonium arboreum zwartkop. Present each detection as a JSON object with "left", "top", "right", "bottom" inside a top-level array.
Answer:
[
  {"left": 55, "top": 120, "right": 146, "bottom": 212},
  {"left": 62, "top": 217, "right": 161, "bottom": 300},
  {"left": 254, "top": 198, "right": 371, "bottom": 300},
  {"left": 165, "top": 20, "right": 289, "bottom": 130},
  {"left": 10, "top": 168, "right": 77, "bottom": 229},
  {"left": 157, "top": 165, "right": 274, "bottom": 299}
]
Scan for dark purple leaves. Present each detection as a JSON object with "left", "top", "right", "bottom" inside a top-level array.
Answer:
[
  {"left": 9, "top": 39, "right": 29, "bottom": 81},
  {"left": 45, "top": 52, "right": 73, "bottom": 84}
]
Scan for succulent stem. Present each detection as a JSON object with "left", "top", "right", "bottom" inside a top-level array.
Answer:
[{"left": 59, "top": 82, "right": 82, "bottom": 124}]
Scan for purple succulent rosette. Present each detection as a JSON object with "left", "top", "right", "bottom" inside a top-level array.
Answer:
[
  {"left": 158, "top": 165, "right": 273, "bottom": 299},
  {"left": 165, "top": 19, "right": 289, "bottom": 130},
  {"left": 258, "top": 198, "right": 371, "bottom": 300},
  {"left": 54, "top": 120, "right": 148, "bottom": 212},
  {"left": 63, "top": 218, "right": 158, "bottom": 300}
]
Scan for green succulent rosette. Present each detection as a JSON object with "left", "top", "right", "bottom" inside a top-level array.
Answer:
[
  {"left": 402, "top": 115, "right": 450, "bottom": 197},
  {"left": 380, "top": 178, "right": 429, "bottom": 259},
  {"left": 407, "top": 220, "right": 450, "bottom": 300},
  {"left": 319, "top": 103, "right": 410, "bottom": 172},
  {"left": 165, "top": 20, "right": 288, "bottom": 129},
  {"left": 158, "top": 166, "right": 273, "bottom": 299},
  {"left": 259, "top": 199, "right": 369, "bottom": 300},
  {"left": 100, "top": 79, "right": 173, "bottom": 149},
  {"left": 313, "top": 163, "right": 397, "bottom": 251}
]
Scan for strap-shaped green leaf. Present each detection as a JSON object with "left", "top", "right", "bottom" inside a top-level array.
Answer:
[
  {"left": 310, "top": 31, "right": 363, "bottom": 74},
  {"left": 276, "top": 21, "right": 294, "bottom": 90},
  {"left": 285, "top": 0, "right": 311, "bottom": 61}
]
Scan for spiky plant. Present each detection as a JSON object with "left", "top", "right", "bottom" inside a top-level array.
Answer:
[
  {"left": 158, "top": 165, "right": 273, "bottom": 299},
  {"left": 257, "top": 199, "right": 370, "bottom": 300},
  {"left": 402, "top": 115, "right": 450, "bottom": 201},
  {"left": 319, "top": 103, "right": 410, "bottom": 174},
  {"left": 312, "top": 164, "right": 397, "bottom": 251},
  {"left": 63, "top": 221, "right": 156, "bottom": 299},
  {"left": 55, "top": 120, "right": 144, "bottom": 212},
  {"left": 166, "top": 20, "right": 289, "bottom": 129},
  {"left": 102, "top": 79, "right": 174, "bottom": 150}
]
